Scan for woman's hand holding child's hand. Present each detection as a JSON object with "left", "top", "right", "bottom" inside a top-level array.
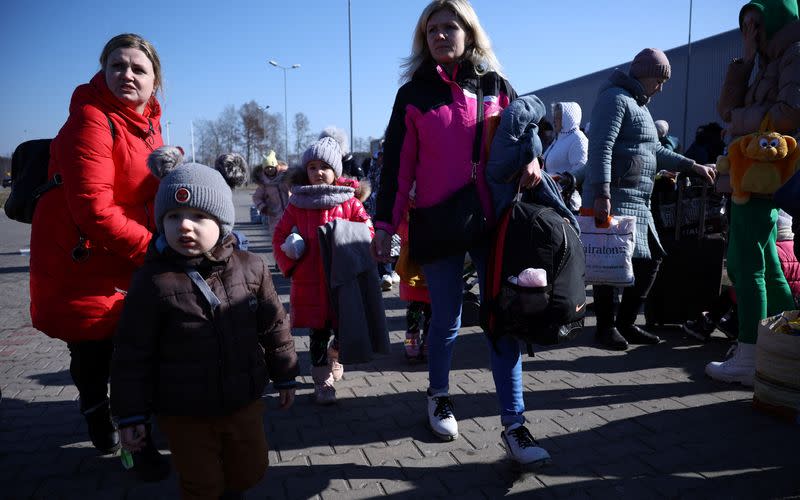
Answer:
[{"left": 120, "top": 424, "right": 146, "bottom": 452}]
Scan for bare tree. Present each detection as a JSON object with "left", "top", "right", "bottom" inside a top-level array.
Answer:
[
  {"left": 194, "top": 102, "right": 285, "bottom": 166},
  {"left": 239, "top": 101, "right": 265, "bottom": 167},
  {"left": 352, "top": 136, "right": 372, "bottom": 154},
  {"left": 261, "top": 112, "right": 284, "bottom": 162},
  {"left": 195, "top": 119, "right": 222, "bottom": 166},
  {"left": 217, "top": 106, "right": 241, "bottom": 154},
  {"left": 293, "top": 112, "right": 314, "bottom": 158}
]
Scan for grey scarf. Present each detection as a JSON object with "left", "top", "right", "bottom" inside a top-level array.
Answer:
[{"left": 289, "top": 184, "right": 355, "bottom": 209}]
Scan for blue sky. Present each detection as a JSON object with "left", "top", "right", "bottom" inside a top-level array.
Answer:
[{"left": 1, "top": 0, "right": 738, "bottom": 157}]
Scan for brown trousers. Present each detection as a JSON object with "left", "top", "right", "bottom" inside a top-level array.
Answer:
[{"left": 158, "top": 399, "right": 269, "bottom": 500}]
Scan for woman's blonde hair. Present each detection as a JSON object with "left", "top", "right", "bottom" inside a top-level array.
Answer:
[
  {"left": 99, "top": 33, "right": 163, "bottom": 94},
  {"left": 400, "top": 0, "right": 502, "bottom": 83}
]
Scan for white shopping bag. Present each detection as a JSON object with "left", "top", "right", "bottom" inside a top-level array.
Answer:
[{"left": 577, "top": 215, "right": 636, "bottom": 287}]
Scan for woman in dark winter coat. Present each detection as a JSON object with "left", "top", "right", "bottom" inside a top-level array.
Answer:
[
  {"left": 582, "top": 48, "right": 715, "bottom": 351},
  {"left": 28, "top": 34, "right": 168, "bottom": 477},
  {"left": 372, "top": 0, "right": 550, "bottom": 467}
]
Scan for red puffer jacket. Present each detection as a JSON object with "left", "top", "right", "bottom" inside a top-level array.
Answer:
[
  {"left": 272, "top": 182, "right": 372, "bottom": 329},
  {"left": 29, "top": 71, "right": 162, "bottom": 342}
]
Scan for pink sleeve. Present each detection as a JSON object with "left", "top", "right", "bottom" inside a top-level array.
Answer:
[{"left": 388, "top": 106, "right": 419, "bottom": 233}]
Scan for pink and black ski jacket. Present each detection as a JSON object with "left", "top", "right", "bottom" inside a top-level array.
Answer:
[{"left": 375, "top": 61, "right": 515, "bottom": 235}]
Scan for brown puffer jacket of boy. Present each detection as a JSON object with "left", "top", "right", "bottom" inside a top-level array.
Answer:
[{"left": 111, "top": 235, "right": 298, "bottom": 418}]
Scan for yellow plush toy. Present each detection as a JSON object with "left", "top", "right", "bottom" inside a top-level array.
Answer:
[{"left": 716, "top": 131, "right": 800, "bottom": 204}]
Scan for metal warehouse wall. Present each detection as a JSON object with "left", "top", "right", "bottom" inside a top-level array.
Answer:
[{"left": 529, "top": 29, "right": 740, "bottom": 150}]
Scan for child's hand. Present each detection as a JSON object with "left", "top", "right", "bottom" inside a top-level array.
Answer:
[
  {"left": 371, "top": 229, "right": 393, "bottom": 263},
  {"left": 281, "top": 233, "right": 305, "bottom": 260},
  {"left": 278, "top": 388, "right": 295, "bottom": 410},
  {"left": 120, "top": 424, "right": 147, "bottom": 452}
]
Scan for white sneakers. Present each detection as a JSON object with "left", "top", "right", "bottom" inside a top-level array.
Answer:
[
  {"left": 381, "top": 272, "right": 401, "bottom": 291},
  {"left": 425, "top": 393, "right": 551, "bottom": 467},
  {"left": 427, "top": 392, "right": 458, "bottom": 441},
  {"left": 705, "top": 342, "right": 755, "bottom": 386},
  {"left": 501, "top": 423, "right": 551, "bottom": 467}
]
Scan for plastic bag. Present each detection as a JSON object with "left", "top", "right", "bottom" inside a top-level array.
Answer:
[{"left": 577, "top": 215, "right": 636, "bottom": 287}]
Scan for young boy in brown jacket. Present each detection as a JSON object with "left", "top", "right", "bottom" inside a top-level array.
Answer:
[{"left": 111, "top": 147, "right": 298, "bottom": 499}]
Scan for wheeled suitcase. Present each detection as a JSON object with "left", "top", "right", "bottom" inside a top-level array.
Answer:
[{"left": 645, "top": 174, "right": 727, "bottom": 326}]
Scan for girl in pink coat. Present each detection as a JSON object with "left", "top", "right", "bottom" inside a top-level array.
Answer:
[{"left": 272, "top": 137, "right": 373, "bottom": 405}]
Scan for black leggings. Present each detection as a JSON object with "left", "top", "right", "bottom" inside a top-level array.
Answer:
[
  {"left": 309, "top": 328, "right": 338, "bottom": 367},
  {"left": 593, "top": 256, "right": 662, "bottom": 329},
  {"left": 406, "top": 301, "right": 432, "bottom": 336},
  {"left": 66, "top": 338, "right": 113, "bottom": 411}
]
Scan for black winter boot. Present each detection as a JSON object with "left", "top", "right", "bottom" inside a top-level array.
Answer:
[
  {"left": 595, "top": 326, "right": 629, "bottom": 351},
  {"left": 618, "top": 324, "right": 661, "bottom": 344},
  {"left": 81, "top": 399, "right": 120, "bottom": 454}
]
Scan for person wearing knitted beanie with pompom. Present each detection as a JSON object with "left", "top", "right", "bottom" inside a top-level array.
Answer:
[
  {"left": 272, "top": 136, "right": 376, "bottom": 405},
  {"left": 111, "top": 146, "right": 299, "bottom": 499}
]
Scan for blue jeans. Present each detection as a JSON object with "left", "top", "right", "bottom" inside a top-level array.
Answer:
[
  {"left": 377, "top": 261, "right": 393, "bottom": 277},
  {"left": 422, "top": 246, "right": 525, "bottom": 427}
]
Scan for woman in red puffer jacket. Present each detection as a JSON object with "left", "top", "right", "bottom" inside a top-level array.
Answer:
[{"left": 28, "top": 34, "right": 166, "bottom": 475}]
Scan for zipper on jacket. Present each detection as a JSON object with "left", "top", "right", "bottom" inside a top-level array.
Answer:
[
  {"left": 209, "top": 271, "right": 226, "bottom": 409},
  {"left": 144, "top": 119, "right": 156, "bottom": 151}
]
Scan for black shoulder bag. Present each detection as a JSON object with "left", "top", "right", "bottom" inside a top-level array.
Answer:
[{"left": 409, "top": 79, "right": 488, "bottom": 265}]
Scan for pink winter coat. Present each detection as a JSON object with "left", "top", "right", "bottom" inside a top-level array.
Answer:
[
  {"left": 777, "top": 239, "right": 800, "bottom": 296},
  {"left": 273, "top": 180, "right": 373, "bottom": 329}
]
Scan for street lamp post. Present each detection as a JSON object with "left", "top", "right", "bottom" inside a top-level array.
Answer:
[{"left": 268, "top": 60, "right": 300, "bottom": 161}]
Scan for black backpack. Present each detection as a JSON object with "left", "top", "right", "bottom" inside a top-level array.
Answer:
[
  {"left": 4, "top": 117, "right": 114, "bottom": 224},
  {"left": 482, "top": 196, "right": 586, "bottom": 351}
]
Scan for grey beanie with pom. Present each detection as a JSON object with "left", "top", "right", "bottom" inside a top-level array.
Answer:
[
  {"left": 302, "top": 136, "right": 343, "bottom": 177},
  {"left": 148, "top": 146, "right": 235, "bottom": 239},
  {"left": 318, "top": 126, "right": 349, "bottom": 155}
]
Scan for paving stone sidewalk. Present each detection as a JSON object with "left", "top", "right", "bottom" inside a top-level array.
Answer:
[{"left": 1, "top": 190, "right": 799, "bottom": 499}]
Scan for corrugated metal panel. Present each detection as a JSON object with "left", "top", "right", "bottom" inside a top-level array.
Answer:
[{"left": 529, "top": 29, "right": 740, "bottom": 151}]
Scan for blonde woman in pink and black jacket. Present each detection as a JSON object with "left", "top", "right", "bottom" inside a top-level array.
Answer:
[{"left": 371, "top": 0, "right": 550, "bottom": 468}]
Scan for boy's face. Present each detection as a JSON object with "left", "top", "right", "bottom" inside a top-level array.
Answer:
[
  {"left": 306, "top": 160, "right": 336, "bottom": 186},
  {"left": 163, "top": 207, "right": 221, "bottom": 257}
]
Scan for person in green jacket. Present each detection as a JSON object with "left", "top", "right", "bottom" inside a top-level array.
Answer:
[{"left": 706, "top": 0, "right": 800, "bottom": 386}]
